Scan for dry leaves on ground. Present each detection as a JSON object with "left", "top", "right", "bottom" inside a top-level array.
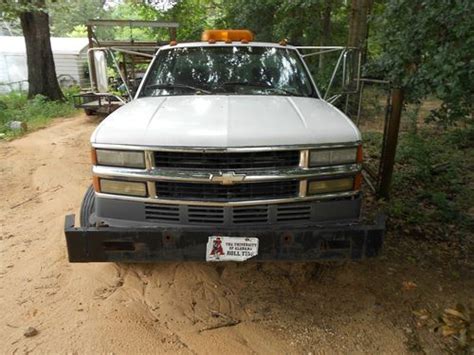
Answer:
[
  {"left": 414, "top": 304, "right": 473, "bottom": 351},
  {"left": 402, "top": 280, "right": 417, "bottom": 291}
]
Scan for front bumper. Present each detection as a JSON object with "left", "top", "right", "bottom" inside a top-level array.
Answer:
[{"left": 64, "top": 214, "right": 385, "bottom": 262}]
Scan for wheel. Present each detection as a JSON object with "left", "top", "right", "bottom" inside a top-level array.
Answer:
[
  {"left": 84, "top": 109, "right": 96, "bottom": 116},
  {"left": 80, "top": 185, "right": 96, "bottom": 227}
]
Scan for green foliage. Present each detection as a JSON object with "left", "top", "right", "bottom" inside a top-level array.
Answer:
[
  {"left": 370, "top": 0, "right": 474, "bottom": 125},
  {"left": 214, "top": 0, "right": 348, "bottom": 45},
  {"left": 364, "top": 127, "right": 474, "bottom": 231},
  {"left": 164, "top": 0, "right": 215, "bottom": 41},
  {"left": 102, "top": 1, "right": 164, "bottom": 40},
  {"left": 0, "top": 88, "right": 79, "bottom": 138},
  {"left": 67, "top": 24, "right": 88, "bottom": 37},
  {"left": 214, "top": 0, "right": 280, "bottom": 42},
  {"left": 0, "top": 0, "right": 45, "bottom": 19},
  {"left": 48, "top": 0, "right": 107, "bottom": 36}
]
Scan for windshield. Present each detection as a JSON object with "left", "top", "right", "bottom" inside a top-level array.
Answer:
[{"left": 139, "top": 46, "right": 316, "bottom": 98}]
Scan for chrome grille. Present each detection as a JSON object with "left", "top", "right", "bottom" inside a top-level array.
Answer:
[
  {"left": 154, "top": 150, "right": 300, "bottom": 170},
  {"left": 155, "top": 180, "right": 299, "bottom": 202}
]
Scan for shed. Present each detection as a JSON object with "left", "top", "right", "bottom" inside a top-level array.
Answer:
[{"left": 0, "top": 36, "right": 89, "bottom": 93}]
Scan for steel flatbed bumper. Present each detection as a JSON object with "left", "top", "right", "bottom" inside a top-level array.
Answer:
[{"left": 64, "top": 214, "right": 385, "bottom": 262}]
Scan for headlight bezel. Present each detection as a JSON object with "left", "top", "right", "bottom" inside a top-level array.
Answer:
[{"left": 95, "top": 149, "right": 146, "bottom": 169}]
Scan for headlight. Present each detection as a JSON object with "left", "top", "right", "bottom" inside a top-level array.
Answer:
[
  {"left": 95, "top": 149, "right": 145, "bottom": 168},
  {"left": 309, "top": 147, "right": 359, "bottom": 167},
  {"left": 307, "top": 177, "right": 354, "bottom": 195},
  {"left": 100, "top": 179, "right": 147, "bottom": 197}
]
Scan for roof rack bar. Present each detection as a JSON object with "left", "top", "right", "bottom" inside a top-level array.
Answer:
[
  {"left": 97, "top": 41, "right": 159, "bottom": 47},
  {"left": 86, "top": 19, "right": 179, "bottom": 28},
  {"left": 301, "top": 48, "right": 343, "bottom": 57},
  {"left": 109, "top": 47, "right": 155, "bottom": 58},
  {"left": 295, "top": 46, "right": 358, "bottom": 50}
]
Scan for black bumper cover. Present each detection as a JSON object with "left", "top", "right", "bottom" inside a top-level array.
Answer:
[{"left": 64, "top": 214, "right": 386, "bottom": 262}]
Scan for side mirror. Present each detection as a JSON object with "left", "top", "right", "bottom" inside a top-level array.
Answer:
[
  {"left": 341, "top": 49, "right": 361, "bottom": 92},
  {"left": 90, "top": 50, "right": 109, "bottom": 93}
]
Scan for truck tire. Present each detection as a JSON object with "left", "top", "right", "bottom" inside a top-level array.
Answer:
[
  {"left": 80, "top": 185, "right": 95, "bottom": 227},
  {"left": 84, "top": 109, "right": 96, "bottom": 116}
]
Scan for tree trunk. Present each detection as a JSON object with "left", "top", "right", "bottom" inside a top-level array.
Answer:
[
  {"left": 19, "top": 2, "right": 64, "bottom": 101},
  {"left": 319, "top": 0, "right": 332, "bottom": 70},
  {"left": 348, "top": 0, "right": 363, "bottom": 48},
  {"left": 347, "top": 0, "right": 373, "bottom": 64}
]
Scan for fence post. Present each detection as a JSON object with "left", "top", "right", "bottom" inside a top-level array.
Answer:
[
  {"left": 87, "top": 25, "right": 98, "bottom": 92},
  {"left": 377, "top": 87, "right": 404, "bottom": 199},
  {"left": 169, "top": 27, "right": 177, "bottom": 41}
]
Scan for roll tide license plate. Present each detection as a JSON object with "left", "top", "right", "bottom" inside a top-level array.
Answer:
[{"left": 206, "top": 236, "right": 259, "bottom": 262}]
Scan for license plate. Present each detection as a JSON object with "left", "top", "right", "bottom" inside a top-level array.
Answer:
[{"left": 206, "top": 236, "right": 259, "bottom": 262}]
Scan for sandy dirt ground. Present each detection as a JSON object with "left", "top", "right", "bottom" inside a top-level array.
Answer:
[{"left": 0, "top": 114, "right": 473, "bottom": 354}]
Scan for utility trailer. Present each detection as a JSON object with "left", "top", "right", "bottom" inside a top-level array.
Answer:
[
  {"left": 73, "top": 19, "right": 179, "bottom": 115},
  {"left": 73, "top": 93, "right": 125, "bottom": 116}
]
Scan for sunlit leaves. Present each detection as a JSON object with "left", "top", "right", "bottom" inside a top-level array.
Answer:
[{"left": 371, "top": 0, "right": 473, "bottom": 124}]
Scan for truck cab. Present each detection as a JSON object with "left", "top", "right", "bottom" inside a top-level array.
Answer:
[{"left": 65, "top": 30, "right": 384, "bottom": 262}]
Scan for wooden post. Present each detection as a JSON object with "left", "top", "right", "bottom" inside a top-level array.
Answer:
[
  {"left": 377, "top": 87, "right": 404, "bottom": 199},
  {"left": 169, "top": 27, "right": 177, "bottom": 41},
  {"left": 87, "top": 25, "right": 97, "bottom": 91}
]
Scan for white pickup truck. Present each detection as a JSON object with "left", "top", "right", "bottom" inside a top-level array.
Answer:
[{"left": 65, "top": 30, "right": 384, "bottom": 262}]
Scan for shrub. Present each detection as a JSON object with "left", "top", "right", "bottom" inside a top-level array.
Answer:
[
  {"left": 0, "top": 88, "right": 79, "bottom": 138},
  {"left": 364, "top": 125, "right": 473, "bottom": 236}
]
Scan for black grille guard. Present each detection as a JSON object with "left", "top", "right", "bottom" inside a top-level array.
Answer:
[{"left": 64, "top": 214, "right": 385, "bottom": 262}]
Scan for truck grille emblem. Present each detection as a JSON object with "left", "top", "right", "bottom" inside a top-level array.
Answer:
[{"left": 209, "top": 171, "right": 246, "bottom": 185}]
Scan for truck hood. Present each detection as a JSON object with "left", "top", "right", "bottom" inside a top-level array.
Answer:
[{"left": 91, "top": 96, "right": 360, "bottom": 147}]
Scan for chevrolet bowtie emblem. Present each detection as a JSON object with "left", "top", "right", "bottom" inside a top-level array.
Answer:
[{"left": 210, "top": 171, "right": 246, "bottom": 185}]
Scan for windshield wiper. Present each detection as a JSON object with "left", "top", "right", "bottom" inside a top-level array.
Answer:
[
  {"left": 144, "top": 83, "right": 212, "bottom": 94},
  {"left": 218, "top": 81, "right": 299, "bottom": 96}
]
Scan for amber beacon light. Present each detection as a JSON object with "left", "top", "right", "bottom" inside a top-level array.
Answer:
[{"left": 201, "top": 29, "right": 254, "bottom": 42}]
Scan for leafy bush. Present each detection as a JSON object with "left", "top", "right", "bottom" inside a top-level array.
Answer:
[
  {"left": 0, "top": 88, "right": 78, "bottom": 138},
  {"left": 364, "top": 126, "right": 474, "bottom": 236},
  {"left": 370, "top": 0, "right": 474, "bottom": 125}
]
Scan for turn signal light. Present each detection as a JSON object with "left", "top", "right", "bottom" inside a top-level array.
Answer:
[
  {"left": 354, "top": 173, "right": 363, "bottom": 190},
  {"left": 308, "top": 177, "right": 354, "bottom": 195},
  {"left": 357, "top": 144, "right": 363, "bottom": 163},
  {"left": 201, "top": 29, "right": 254, "bottom": 42},
  {"left": 100, "top": 179, "right": 147, "bottom": 197},
  {"left": 91, "top": 148, "right": 97, "bottom": 165},
  {"left": 93, "top": 176, "right": 100, "bottom": 192}
]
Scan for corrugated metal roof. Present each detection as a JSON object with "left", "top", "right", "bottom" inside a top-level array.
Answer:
[{"left": 0, "top": 36, "right": 88, "bottom": 55}]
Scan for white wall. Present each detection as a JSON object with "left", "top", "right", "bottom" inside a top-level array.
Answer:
[
  {"left": 0, "top": 54, "right": 28, "bottom": 93},
  {"left": 0, "top": 37, "right": 89, "bottom": 93}
]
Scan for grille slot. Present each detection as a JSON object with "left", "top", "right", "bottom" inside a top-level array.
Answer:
[
  {"left": 154, "top": 150, "right": 300, "bottom": 170},
  {"left": 233, "top": 205, "right": 269, "bottom": 224},
  {"left": 155, "top": 180, "right": 299, "bottom": 201},
  {"left": 144, "top": 202, "right": 316, "bottom": 224},
  {"left": 145, "top": 204, "right": 180, "bottom": 222},
  {"left": 276, "top": 203, "right": 312, "bottom": 222},
  {"left": 188, "top": 206, "right": 224, "bottom": 224}
]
